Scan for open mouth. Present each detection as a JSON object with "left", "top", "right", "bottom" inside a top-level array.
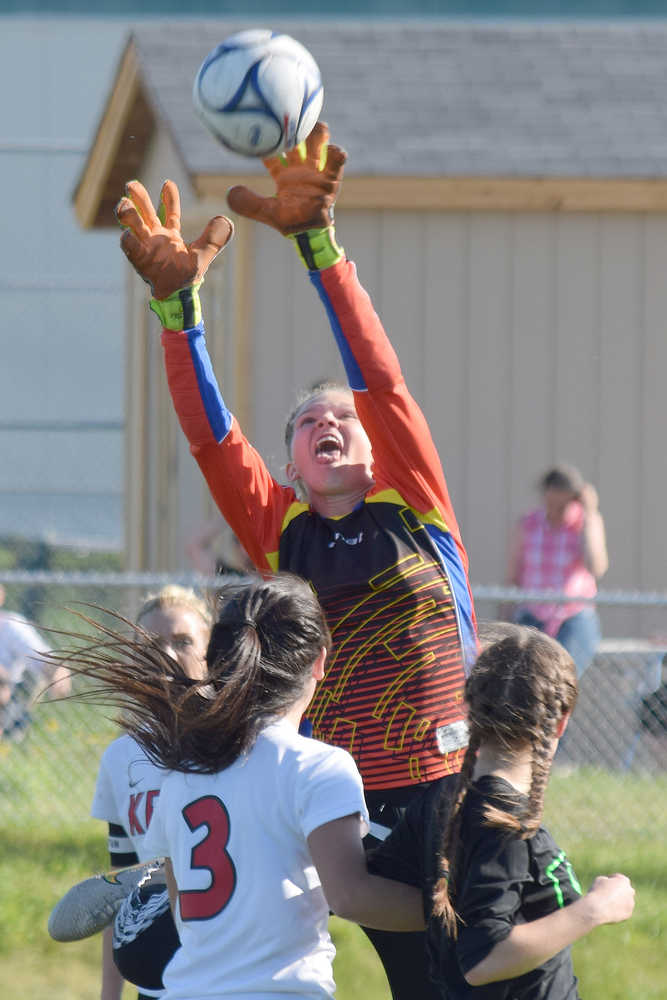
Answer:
[{"left": 314, "top": 434, "right": 342, "bottom": 461}]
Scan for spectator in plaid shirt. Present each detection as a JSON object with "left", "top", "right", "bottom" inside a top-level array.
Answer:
[{"left": 506, "top": 465, "right": 609, "bottom": 678}]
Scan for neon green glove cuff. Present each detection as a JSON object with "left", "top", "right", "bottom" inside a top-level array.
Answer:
[
  {"left": 289, "top": 227, "right": 345, "bottom": 271},
  {"left": 149, "top": 283, "right": 203, "bottom": 331}
]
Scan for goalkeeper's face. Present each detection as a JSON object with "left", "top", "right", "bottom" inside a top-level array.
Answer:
[{"left": 286, "top": 388, "right": 373, "bottom": 503}]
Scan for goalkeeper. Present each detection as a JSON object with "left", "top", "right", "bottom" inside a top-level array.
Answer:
[{"left": 115, "top": 122, "right": 477, "bottom": 1000}]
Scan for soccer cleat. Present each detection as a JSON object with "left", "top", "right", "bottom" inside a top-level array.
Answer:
[{"left": 47, "top": 858, "right": 165, "bottom": 942}]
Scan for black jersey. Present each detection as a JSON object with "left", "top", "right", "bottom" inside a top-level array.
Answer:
[{"left": 428, "top": 775, "right": 583, "bottom": 999}]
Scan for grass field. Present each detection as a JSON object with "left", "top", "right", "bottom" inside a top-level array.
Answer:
[{"left": 1, "top": 699, "right": 665, "bottom": 998}]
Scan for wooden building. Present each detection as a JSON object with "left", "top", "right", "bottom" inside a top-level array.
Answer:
[{"left": 74, "top": 20, "right": 667, "bottom": 632}]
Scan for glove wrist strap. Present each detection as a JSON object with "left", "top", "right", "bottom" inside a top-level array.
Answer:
[
  {"left": 150, "top": 283, "right": 202, "bottom": 331},
  {"left": 289, "top": 227, "right": 345, "bottom": 271}
]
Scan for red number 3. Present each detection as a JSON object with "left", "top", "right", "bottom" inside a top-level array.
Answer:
[{"left": 179, "top": 795, "right": 237, "bottom": 921}]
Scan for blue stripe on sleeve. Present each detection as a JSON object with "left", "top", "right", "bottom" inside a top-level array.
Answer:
[
  {"left": 309, "top": 271, "right": 367, "bottom": 391},
  {"left": 186, "top": 323, "right": 233, "bottom": 443},
  {"left": 426, "top": 524, "right": 478, "bottom": 673}
]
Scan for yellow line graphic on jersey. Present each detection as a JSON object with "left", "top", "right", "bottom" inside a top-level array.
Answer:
[
  {"left": 383, "top": 701, "right": 416, "bottom": 751},
  {"left": 413, "top": 718, "right": 431, "bottom": 741},
  {"left": 329, "top": 717, "right": 358, "bottom": 754},
  {"left": 310, "top": 587, "right": 459, "bottom": 731}
]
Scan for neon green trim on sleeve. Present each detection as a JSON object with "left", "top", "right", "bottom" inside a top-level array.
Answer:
[
  {"left": 149, "top": 283, "right": 202, "bottom": 331},
  {"left": 546, "top": 851, "right": 575, "bottom": 908},
  {"left": 289, "top": 227, "right": 345, "bottom": 271}
]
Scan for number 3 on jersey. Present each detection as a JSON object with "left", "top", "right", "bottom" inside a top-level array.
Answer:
[{"left": 179, "top": 795, "right": 237, "bottom": 920}]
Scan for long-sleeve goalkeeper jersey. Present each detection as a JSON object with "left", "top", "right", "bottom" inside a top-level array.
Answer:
[{"left": 162, "top": 258, "right": 477, "bottom": 791}]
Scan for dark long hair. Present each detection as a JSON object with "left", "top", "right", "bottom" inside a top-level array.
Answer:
[
  {"left": 432, "top": 625, "right": 578, "bottom": 936},
  {"left": 49, "top": 573, "right": 331, "bottom": 774}
]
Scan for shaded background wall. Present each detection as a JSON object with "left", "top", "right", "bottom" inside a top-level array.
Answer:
[{"left": 0, "top": 18, "right": 127, "bottom": 548}]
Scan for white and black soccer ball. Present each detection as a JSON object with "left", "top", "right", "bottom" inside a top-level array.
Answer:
[{"left": 193, "top": 29, "right": 324, "bottom": 158}]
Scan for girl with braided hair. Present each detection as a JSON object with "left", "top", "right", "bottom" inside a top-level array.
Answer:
[
  {"left": 425, "top": 625, "right": 635, "bottom": 998},
  {"left": 68, "top": 573, "right": 425, "bottom": 1000}
]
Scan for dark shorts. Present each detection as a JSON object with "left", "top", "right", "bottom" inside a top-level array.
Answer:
[
  {"left": 362, "top": 774, "right": 459, "bottom": 1000},
  {"left": 113, "top": 882, "right": 180, "bottom": 995},
  {"left": 365, "top": 775, "right": 458, "bottom": 912}
]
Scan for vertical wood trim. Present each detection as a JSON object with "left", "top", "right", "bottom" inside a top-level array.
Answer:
[
  {"left": 124, "top": 268, "right": 150, "bottom": 571},
  {"left": 232, "top": 218, "right": 254, "bottom": 436}
]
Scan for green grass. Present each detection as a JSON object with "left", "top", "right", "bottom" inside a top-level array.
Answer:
[
  {"left": 1, "top": 717, "right": 665, "bottom": 998},
  {"left": 0, "top": 818, "right": 389, "bottom": 1000},
  {"left": 543, "top": 770, "right": 667, "bottom": 1000}
]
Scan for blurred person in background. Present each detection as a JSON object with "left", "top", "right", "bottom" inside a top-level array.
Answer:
[
  {"left": 0, "top": 583, "right": 70, "bottom": 740},
  {"left": 186, "top": 513, "right": 254, "bottom": 578},
  {"left": 91, "top": 585, "right": 212, "bottom": 1000},
  {"left": 506, "top": 464, "right": 608, "bottom": 678}
]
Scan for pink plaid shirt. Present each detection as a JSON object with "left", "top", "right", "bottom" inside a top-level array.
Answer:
[{"left": 516, "top": 502, "right": 597, "bottom": 636}]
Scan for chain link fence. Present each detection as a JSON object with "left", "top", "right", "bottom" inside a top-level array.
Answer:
[{"left": 1, "top": 573, "right": 665, "bottom": 840}]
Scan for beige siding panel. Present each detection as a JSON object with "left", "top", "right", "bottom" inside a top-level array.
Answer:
[
  {"left": 423, "top": 214, "right": 470, "bottom": 530},
  {"left": 342, "top": 211, "right": 383, "bottom": 302},
  {"left": 464, "top": 216, "right": 513, "bottom": 587},
  {"left": 642, "top": 220, "right": 667, "bottom": 583},
  {"left": 507, "top": 215, "right": 558, "bottom": 539},
  {"left": 375, "top": 213, "right": 426, "bottom": 403},
  {"left": 597, "top": 218, "right": 645, "bottom": 633},
  {"left": 640, "top": 218, "right": 667, "bottom": 633},
  {"left": 553, "top": 216, "right": 601, "bottom": 474}
]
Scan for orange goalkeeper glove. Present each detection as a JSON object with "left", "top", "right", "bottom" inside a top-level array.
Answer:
[
  {"left": 227, "top": 121, "right": 346, "bottom": 270},
  {"left": 115, "top": 179, "right": 234, "bottom": 329}
]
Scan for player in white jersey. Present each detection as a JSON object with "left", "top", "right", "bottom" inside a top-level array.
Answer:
[
  {"left": 91, "top": 586, "right": 212, "bottom": 1000},
  {"left": 145, "top": 717, "right": 367, "bottom": 999},
  {"left": 66, "top": 573, "right": 426, "bottom": 999}
]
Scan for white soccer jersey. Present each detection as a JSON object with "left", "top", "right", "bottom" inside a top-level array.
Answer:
[
  {"left": 0, "top": 612, "right": 49, "bottom": 684},
  {"left": 91, "top": 733, "right": 168, "bottom": 861},
  {"left": 143, "top": 717, "right": 369, "bottom": 1000}
]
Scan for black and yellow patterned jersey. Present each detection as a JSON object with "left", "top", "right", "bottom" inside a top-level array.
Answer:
[{"left": 162, "top": 257, "right": 477, "bottom": 790}]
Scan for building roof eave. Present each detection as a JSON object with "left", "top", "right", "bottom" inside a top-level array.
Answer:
[
  {"left": 195, "top": 173, "right": 667, "bottom": 214},
  {"left": 73, "top": 38, "right": 158, "bottom": 229}
]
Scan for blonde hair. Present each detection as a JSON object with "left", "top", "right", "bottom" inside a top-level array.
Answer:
[
  {"left": 136, "top": 585, "right": 212, "bottom": 629},
  {"left": 283, "top": 381, "right": 352, "bottom": 458}
]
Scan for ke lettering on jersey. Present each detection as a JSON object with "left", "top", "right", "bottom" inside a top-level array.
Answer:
[{"left": 128, "top": 788, "right": 161, "bottom": 836}]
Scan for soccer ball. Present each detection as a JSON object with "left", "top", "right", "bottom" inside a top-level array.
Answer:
[{"left": 193, "top": 29, "right": 324, "bottom": 158}]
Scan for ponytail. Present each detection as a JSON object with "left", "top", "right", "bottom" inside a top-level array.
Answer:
[{"left": 46, "top": 574, "right": 330, "bottom": 775}]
